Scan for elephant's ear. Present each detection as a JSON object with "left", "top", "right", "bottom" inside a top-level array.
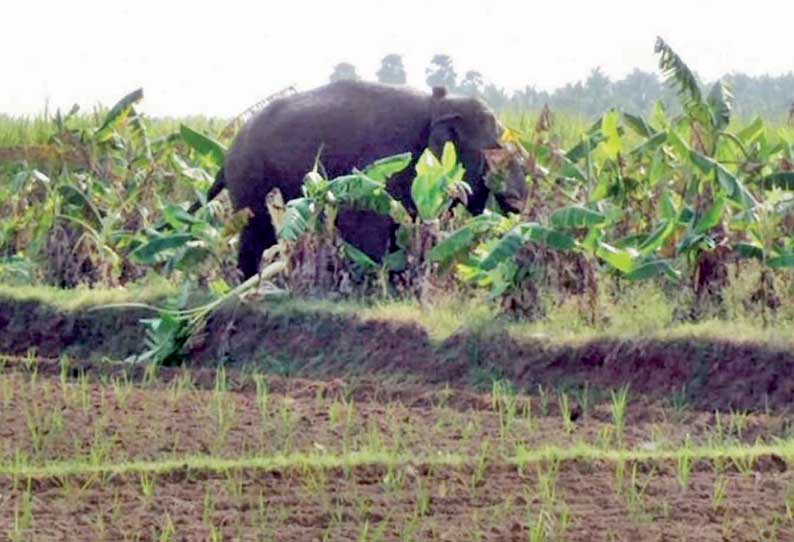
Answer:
[
  {"left": 429, "top": 86, "right": 461, "bottom": 157},
  {"left": 429, "top": 113, "right": 461, "bottom": 157}
]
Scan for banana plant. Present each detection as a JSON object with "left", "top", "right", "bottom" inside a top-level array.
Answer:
[
  {"left": 278, "top": 153, "right": 413, "bottom": 244},
  {"left": 410, "top": 142, "right": 471, "bottom": 221},
  {"left": 732, "top": 188, "right": 794, "bottom": 320},
  {"left": 124, "top": 124, "right": 239, "bottom": 279},
  {"left": 278, "top": 143, "right": 475, "bottom": 274}
]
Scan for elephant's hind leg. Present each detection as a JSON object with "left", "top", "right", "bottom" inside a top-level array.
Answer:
[{"left": 238, "top": 208, "right": 277, "bottom": 279}]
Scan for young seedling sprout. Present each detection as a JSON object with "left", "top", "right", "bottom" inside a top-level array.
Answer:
[
  {"left": 558, "top": 391, "right": 575, "bottom": 435},
  {"left": 610, "top": 386, "right": 630, "bottom": 446}
]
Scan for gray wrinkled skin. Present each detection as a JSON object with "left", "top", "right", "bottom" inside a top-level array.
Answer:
[{"left": 223, "top": 80, "right": 527, "bottom": 278}]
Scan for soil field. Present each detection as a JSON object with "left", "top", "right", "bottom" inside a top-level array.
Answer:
[
  {"left": 2, "top": 356, "right": 794, "bottom": 541},
  {"left": 3, "top": 295, "right": 794, "bottom": 413}
]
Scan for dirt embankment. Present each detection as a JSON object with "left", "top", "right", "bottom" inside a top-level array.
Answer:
[
  {"left": 0, "top": 145, "right": 89, "bottom": 169},
  {"left": 1, "top": 295, "right": 793, "bottom": 412}
]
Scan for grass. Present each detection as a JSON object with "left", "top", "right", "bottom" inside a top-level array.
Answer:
[
  {"left": 0, "top": 278, "right": 175, "bottom": 312},
  {"left": 255, "top": 286, "right": 794, "bottom": 349},
  {"left": 0, "top": 110, "right": 586, "bottom": 151},
  {"left": 3, "top": 439, "right": 794, "bottom": 480},
  {"left": 2, "top": 355, "right": 793, "bottom": 538},
  {"left": 0, "top": 112, "right": 229, "bottom": 148}
]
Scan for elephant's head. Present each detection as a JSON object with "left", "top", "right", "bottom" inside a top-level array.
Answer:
[{"left": 428, "top": 87, "right": 528, "bottom": 215}]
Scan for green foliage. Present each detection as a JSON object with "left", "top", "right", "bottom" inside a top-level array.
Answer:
[
  {"left": 179, "top": 124, "right": 226, "bottom": 168},
  {"left": 3, "top": 37, "right": 794, "bottom": 325},
  {"left": 654, "top": 37, "right": 702, "bottom": 112},
  {"left": 411, "top": 142, "right": 468, "bottom": 221},
  {"left": 0, "top": 88, "right": 236, "bottom": 287}
]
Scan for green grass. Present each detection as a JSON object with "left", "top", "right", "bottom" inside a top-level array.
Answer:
[
  {"left": 3, "top": 271, "right": 790, "bottom": 348},
  {"left": 3, "top": 439, "right": 792, "bottom": 480},
  {"left": 0, "top": 112, "right": 230, "bottom": 148},
  {"left": 0, "top": 278, "right": 175, "bottom": 312},
  {"left": 259, "top": 266, "right": 794, "bottom": 347}
]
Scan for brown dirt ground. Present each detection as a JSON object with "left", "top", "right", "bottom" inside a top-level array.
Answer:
[
  {"left": 1, "top": 364, "right": 794, "bottom": 541},
  {"left": 0, "top": 145, "right": 88, "bottom": 168},
  {"left": 2, "top": 296, "right": 794, "bottom": 413},
  {"left": 3, "top": 462, "right": 794, "bottom": 542}
]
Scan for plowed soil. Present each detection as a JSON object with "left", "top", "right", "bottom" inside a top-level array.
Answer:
[
  {"left": 3, "top": 296, "right": 794, "bottom": 413},
  {"left": 2, "top": 359, "right": 794, "bottom": 541}
]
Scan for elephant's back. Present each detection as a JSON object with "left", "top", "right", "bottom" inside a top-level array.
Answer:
[
  {"left": 247, "top": 81, "right": 430, "bottom": 142},
  {"left": 225, "top": 81, "right": 432, "bottom": 208}
]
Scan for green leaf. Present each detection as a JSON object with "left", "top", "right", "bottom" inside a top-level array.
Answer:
[
  {"left": 96, "top": 88, "right": 144, "bottom": 141},
  {"left": 768, "top": 252, "right": 794, "bottom": 269},
  {"left": 172, "top": 154, "right": 213, "bottom": 184},
  {"left": 383, "top": 249, "right": 407, "bottom": 272},
  {"left": 694, "top": 195, "right": 727, "bottom": 234},
  {"left": 629, "top": 131, "right": 667, "bottom": 157},
  {"left": 130, "top": 233, "right": 195, "bottom": 264},
  {"left": 707, "top": 80, "right": 733, "bottom": 131},
  {"left": 329, "top": 174, "right": 395, "bottom": 215},
  {"left": 648, "top": 148, "right": 670, "bottom": 186},
  {"left": 361, "top": 153, "right": 412, "bottom": 183},
  {"left": 735, "top": 242, "right": 764, "bottom": 260},
  {"left": 172, "top": 246, "right": 213, "bottom": 271},
  {"left": 651, "top": 100, "right": 669, "bottom": 130},
  {"left": 389, "top": 200, "right": 413, "bottom": 226},
  {"left": 343, "top": 243, "right": 378, "bottom": 271},
  {"left": 589, "top": 174, "right": 611, "bottom": 202},
  {"left": 677, "top": 231, "right": 714, "bottom": 254},
  {"left": 559, "top": 156, "right": 587, "bottom": 182},
  {"left": 441, "top": 141, "right": 457, "bottom": 172},
  {"left": 431, "top": 211, "right": 507, "bottom": 264},
  {"left": 622, "top": 112, "right": 656, "bottom": 138},
  {"left": 430, "top": 226, "right": 476, "bottom": 263},
  {"left": 580, "top": 227, "right": 602, "bottom": 253},
  {"left": 601, "top": 110, "right": 624, "bottom": 159},
  {"left": 521, "top": 224, "right": 577, "bottom": 251},
  {"left": 479, "top": 226, "right": 524, "bottom": 271},
  {"left": 737, "top": 116, "right": 764, "bottom": 144},
  {"left": 566, "top": 131, "right": 607, "bottom": 163},
  {"left": 550, "top": 205, "right": 607, "bottom": 230},
  {"left": 730, "top": 209, "right": 759, "bottom": 231},
  {"left": 761, "top": 172, "right": 794, "bottom": 191},
  {"left": 163, "top": 204, "right": 202, "bottom": 228},
  {"left": 625, "top": 259, "right": 680, "bottom": 281},
  {"left": 596, "top": 243, "right": 638, "bottom": 273},
  {"left": 661, "top": 190, "right": 679, "bottom": 221},
  {"left": 688, "top": 150, "right": 757, "bottom": 208},
  {"left": 467, "top": 211, "right": 506, "bottom": 233},
  {"left": 58, "top": 183, "right": 103, "bottom": 229},
  {"left": 639, "top": 219, "right": 675, "bottom": 257},
  {"left": 180, "top": 125, "right": 227, "bottom": 168},
  {"left": 412, "top": 147, "right": 460, "bottom": 221},
  {"left": 279, "top": 198, "right": 311, "bottom": 241},
  {"left": 666, "top": 129, "right": 691, "bottom": 162},
  {"left": 713, "top": 161, "right": 756, "bottom": 208},
  {"left": 613, "top": 234, "right": 648, "bottom": 249},
  {"left": 654, "top": 37, "right": 702, "bottom": 109}
]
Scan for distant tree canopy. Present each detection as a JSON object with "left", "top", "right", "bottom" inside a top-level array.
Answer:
[
  {"left": 376, "top": 54, "right": 407, "bottom": 85},
  {"left": 425, "top": 54, "right": 457, "bottom": 90},
  {"left": 329, "top": 62, "right": 360, "bottom": 83},
  {"left": 328, "top": 55, "right": 794, "bottom": 119},
  {"left": 458, "top": 70, "right": 484, "bottom": 97}
]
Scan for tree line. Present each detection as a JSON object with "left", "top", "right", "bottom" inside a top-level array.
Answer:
[{"left": 330, "top": 54, "right": 794, "bottom": 120}]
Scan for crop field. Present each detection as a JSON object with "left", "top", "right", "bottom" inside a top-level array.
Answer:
[
  {"left": 2, "top": 354, "right": 794, "bottom": 542},
  {"left": 2, "top": 40, "right": 794, "bottom": 540}
]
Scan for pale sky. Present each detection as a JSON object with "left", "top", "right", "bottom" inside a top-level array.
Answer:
[{"left": 2, "top": 0, "right": 793, "bottom": 117}]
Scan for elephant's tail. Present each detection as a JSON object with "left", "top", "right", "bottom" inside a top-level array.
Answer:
[{"left": 188, "top": 167, "right": 226, "bottom": 213}]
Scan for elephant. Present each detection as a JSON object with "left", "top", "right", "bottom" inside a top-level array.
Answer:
[{"left": 195, "top": 80, "right": 528, "bottom": 278}]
